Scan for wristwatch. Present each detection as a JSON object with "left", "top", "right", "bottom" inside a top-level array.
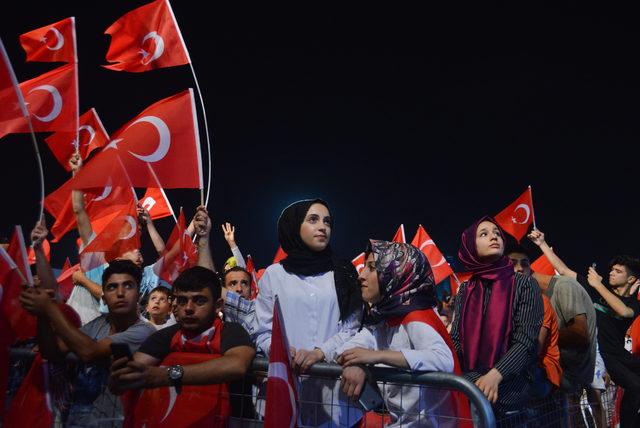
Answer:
[{"left": 167, "top": 364, "right": 184, "bottom": 390}]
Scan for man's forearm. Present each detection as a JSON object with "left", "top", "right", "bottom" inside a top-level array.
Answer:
[
  {"left": 72, "top": 189, "right": 93, "bottom": 245},
  {"left": 44, "top": 303, "right": 104, "bottom": 362},
  {"left": 37, "top": 316, "right": 66, "bottom": 361},
  {"left": 146, "top": 222, "right": 166, "bottom": 254},
  {"left": 538, "top": 242, "right": 576, "bottom": 278},
  {"left": 35, "top": 246, "right": 56, "bottom": 290},
  {"left": 197, "top": 238, "right": 215, "bottom": 272},
  {"left": 594, "top": 284, "right": 634, "bottom": 318}
]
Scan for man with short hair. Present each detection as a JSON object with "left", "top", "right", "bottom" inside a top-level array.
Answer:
[
  {"left": 21, "top": 222, "right": 156, "bottom": 426},
  {"left": 528, "top": 229, "right": 640, "bottom": 427},
  {"left": 222, "top": 266, "right": 252, "bottom": 300},
  {"left": 109, "top": 266, "right": 255, "bottom": 427}
]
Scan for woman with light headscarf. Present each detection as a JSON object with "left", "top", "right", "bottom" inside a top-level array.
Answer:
[{"left": 336, "top": 240, "right": 468, "bottom": 427}]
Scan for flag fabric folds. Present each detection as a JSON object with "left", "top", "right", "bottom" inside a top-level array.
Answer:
[
  {"left": 28, "top": 238, "right": 51, "bottom": 264},
  {"left": 45, "top": 108, "right": 110, "bottom": 171},
  {"left": 494, "top": 187, "right": 535, "bottom": 242},
  {"left": 0, "top": 63, "right": 78, "bottom": 137},
  {"left": 410, "top": 225, "right": 453, "bottom": 285},
  {"left": 392, "top": 224, "right": 406, "bottom": 243},
  {"left": 8, "top": 225, "right": 34, "bottom": 286},
  {"left": 0, "top": 247, "right": 36, "bottom": 341},
  {"left": 246, "top": 255, "right": 259, "bottom": 299},
  {"left": 0, "top": 38, "right": 30, "bottom": 139},
  {"left": 153, "top": 209, "right": 197, "bottom": 284},
  {"left": 264, "top": 296, "right": 299, "bottom": 428},
  {"left": 103, "top": 0, "right": 190, "bottom": 72},
  {"left": 19, "top": 17, "right": 77, "bottom": 63},
  {"left": 70, "top": 89, "right": 202, "bottom": 190},
  {"left": 352, "top": 252, "right": 365, "bottom": 274},
  {"left": 81, "top": 198, "right": 140, "bottom": 259},
  {"left": 531, "top": 254, "right": 556, "bottom": 275},
  {"left": 272, "top": 246, "right": 287, "bottom": 264},
  {"left": 140, "top": 187, "right": 174, "bottom": 220}
]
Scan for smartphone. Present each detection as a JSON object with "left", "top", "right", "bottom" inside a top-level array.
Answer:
[
  {"left": 358, "top": 380, "right": 384, "bottom": 411},
  {"left": 591, "top": 262, "right": 597, "bottom": 269},
  {"left": 110, "top": 343, "right": 132, "bottom": 361}
]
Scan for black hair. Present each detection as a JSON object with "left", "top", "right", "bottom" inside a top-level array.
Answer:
[
  {"left": 609, "top": 255, "right": 640, "bottom": 280},
  {"left": 101, "top": 259, "right": 142, "bottom": 288},
  {"left": 222, "top": 266, "right": 251, "bottom": 285},
  {"left": 173, "top": 266, "right": 221, "bottom": 300},
  {"left": 505, "top": 244, "right": 532, "bottom": 260}
]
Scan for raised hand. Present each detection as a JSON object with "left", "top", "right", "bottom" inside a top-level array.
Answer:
[
  {"left": 527, "top": 229, "right": 546, "bottom": 247},
  {"left": 30, "top": 218, "right": 49, "bottom": 248},
  {"left": 221, "top": 222, "right": 236, "bottom": 247}
]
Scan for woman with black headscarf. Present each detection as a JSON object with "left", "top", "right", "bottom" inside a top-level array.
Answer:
[
  {"left": 450, "top": 216, "right": 543, "bottom": 420},
  {"left": 253, "top": 198, "right": 362, "bottom": 427},
  {"left": 336, "top": 240, "right": 468, "bottom": 427}
]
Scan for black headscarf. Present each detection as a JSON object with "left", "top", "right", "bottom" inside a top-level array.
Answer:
[{"left": 277, "top": 199, "right": 362, "bottom": 321}]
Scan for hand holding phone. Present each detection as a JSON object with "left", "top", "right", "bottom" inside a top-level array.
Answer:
[{"left": 110, "top": 343, "right": 132, "bottom": 361}]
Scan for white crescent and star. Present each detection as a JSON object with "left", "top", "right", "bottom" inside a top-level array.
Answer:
[
  {"left": 90, "top": 182, "right": 112, "bottom": 202},
  {"left": 105, "top": 116, "right": 171, "bottom": 164},
  {"left": 28, "top": 85, "right": 62, "bottom": 122},
  {"left": 141, "top": 196, "right": 157, "bottom": 212},
  {"left": 419, "top": 239, "right": 446, "bottom": 267},
  {"left": 511, "top": 203, "right": 531, "bottom": 225},
  {"left": 72, "top": 125, "right": 96, "bottom": 149},
  {"left": 160, "top": 386, "right": 178, "bottom": 423},
  {"left": 140, "top": 32, "right": 165, "bottom": 65},
  {"left": 119, "top": 215, "right": 137, "bottom": 240},
  {"left": 44, "top": 27, "right": 64, "bottom": 51},
  {"left": 268, "top": 362, "right": 297, "bottom": 428}
]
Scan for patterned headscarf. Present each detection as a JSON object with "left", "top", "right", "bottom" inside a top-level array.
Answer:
[{"left": 364, "top": 240, "right": 437, "bottom": 325}]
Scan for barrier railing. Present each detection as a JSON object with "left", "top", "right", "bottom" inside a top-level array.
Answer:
[{"left": 7, "top": 348, "right": 493, "bottom": 427}]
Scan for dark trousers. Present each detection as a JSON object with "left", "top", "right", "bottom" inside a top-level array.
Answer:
[{"left": 602, "top": 352, "right": 640, "bottom": 428}]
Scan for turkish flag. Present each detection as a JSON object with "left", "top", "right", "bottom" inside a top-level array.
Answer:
[
  {"left": 0, "top": 247, "right": 36, "bottom": 341},
  {"left": 352, "top": 252, "right": 365, "bottom": 274},
  {"left": 273, "top": 246, "right": 287, "bottom": 264},
  {"left": 410, "top": 225, "right": 453, "bottom": 284},
  {"left": 4, "top": 355, "right": 53, "bottom": 428},
  {"left": 45, "top": 108, "right": 110, "bottom": 172},
  {"left": 264, "top": 296, "right": 299, "bottom": 428},
  {"left": 531, "top": 254, "right": 555, "bottom": 275},
  {"left": 81, "top": 198, "right": 141, "bottom": 259},
  {"left": 392, "top": 224, "right": 406, "bottom": 243},
  {"left": 45, "top": 169, "right": 133, "bottom": 242},
  {"left": 451, "top": 272, "right": 472, "bottom": 295},
  {"left": 103, "top": 0, "right": 190, "bottom": 72},
  {"left": 0, "top": 38, "right": 30, "bottom": 140},
  {"left": 19, "top": 17, "right": 77, "bottom": 63},
  {"left": 494, "top": 187, "right": 535, "bottom": 242},
  {"left": 8, "top": 225, "right": 34, "bottom": 286},
  {"left": 246, "top": 255, "right": 259, "bottom": 300},
  {"left": 140, "top": 186, "right": 174, "bottom": 221},
  {"left": 57, "top": 258, "right": 80, "bottom": 301},
  {"left": 27, "top": 238, "right": 50, "bottom": 265},
  {"left": 154, "top": 209, "right": 197, "bottom": 284},
  {"left": 71, "top": 90, "right": 202, "bottom": 190}
]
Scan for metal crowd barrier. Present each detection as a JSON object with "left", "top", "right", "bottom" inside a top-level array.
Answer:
[{"left": 8, "top": 347, "right": 618, "bottom": 427}]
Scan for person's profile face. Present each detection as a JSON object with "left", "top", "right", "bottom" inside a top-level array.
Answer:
[
  {"left": 358, "top": 253, "right": 382, "bottom": 304},
  {"left": 299, "top": 203, "right": 332, "bottom": 252}
]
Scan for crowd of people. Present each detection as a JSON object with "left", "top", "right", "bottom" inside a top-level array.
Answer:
[{"left": 4, "top": 162, "right": 640, "bottom": 427}]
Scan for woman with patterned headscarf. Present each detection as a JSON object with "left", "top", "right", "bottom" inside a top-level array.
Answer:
[
  {"left": 336, "top": 240, "right": 468, "bottom": 427},
  {"left": 450, "top": 216, "right": 543, "bottom": 420}
]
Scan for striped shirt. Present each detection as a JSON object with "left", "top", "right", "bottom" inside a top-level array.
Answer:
[
  {"left": 223, "top": 290, "right": 256, "bottom": 336},
  {"left": 450, "top": 272, "right": 543, "bottom": 411}
]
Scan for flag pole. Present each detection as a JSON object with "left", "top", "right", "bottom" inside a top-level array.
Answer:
[
  {"left": 0, "top": 38, "right": 46, "bottom": 222},
  {"left": 528, "top": 185, "right": 537, "bottom": 230},
  {"left": 165, "top": 0, "right": 214, "bottom": 209}
]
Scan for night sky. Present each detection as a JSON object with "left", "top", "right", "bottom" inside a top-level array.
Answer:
[{"left": 1, "top": 3, "right": 639, "bottom": 278}]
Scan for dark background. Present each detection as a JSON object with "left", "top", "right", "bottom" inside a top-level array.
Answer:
[{"left": 1, "top": 3, "right": 639, "bottom": 277}]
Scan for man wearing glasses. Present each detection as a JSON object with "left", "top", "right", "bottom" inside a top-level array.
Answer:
[{"left": 109, "top": 266, "right": 255, "bottom": 427}]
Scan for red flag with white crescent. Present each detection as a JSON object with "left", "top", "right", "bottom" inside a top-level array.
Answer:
[
  {"left": 81, "top": 198, "right": 140, "bottom": 259},
  {"left": 410, "top": 225, "right": 453, "bottom": 285},
  {"left": 140, "top": 186, "right": 174, "bottom": 221},
  {"left": 57, "top": 257, "right": 80, "bottom": 301},
  {"left": 103, "top": 0, "right": 190, "bottom": 72},
  {"left": 494, "top": 187, "right": 535, "bottom": 242},
  {"left": 12, "top": 64, "right": 78, "bottom": 135},
  {"left": 19, "top": 17, "right": 77, "bottom": 63},
  {"left": 0, "top": 38, "right": 30, "bottom": 139},
  {"left": 45, "top": 108, "right": 110, "bottom": 171},
  {"left": 153, "top": 209, "right": 197, "bottom": 284},
  {"left": 392, "top": 224, "right": 406, "bottom": 243},
  {"left": 264, "top": 296, "right": 299, "bottom": 428},
  {"left": 352, "top": 252, "right": 365, "bottom": 274},
  {"left": 70, "top": 89, "right": 202, "bottom": 190}
]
